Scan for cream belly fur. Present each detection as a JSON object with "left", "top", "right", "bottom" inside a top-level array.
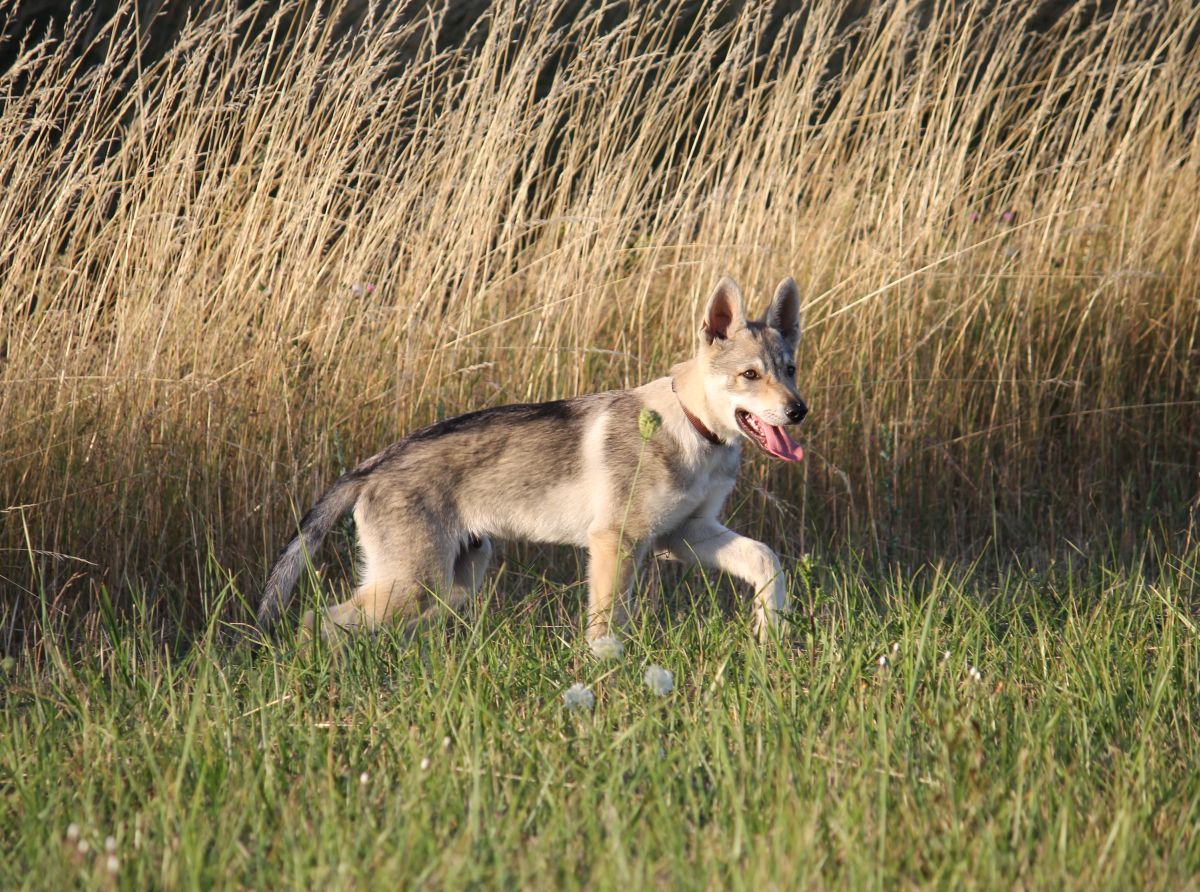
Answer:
[{"left": 257, "top": 276, "right": 809, "bottom": 646}]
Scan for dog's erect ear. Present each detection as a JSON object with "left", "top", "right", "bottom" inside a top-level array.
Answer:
[
  {"left": 701, "top": 276, "right": 747, "bottom": 343},
  {"left": 764, "top": 277, "right": 801, "bottom": 349}
]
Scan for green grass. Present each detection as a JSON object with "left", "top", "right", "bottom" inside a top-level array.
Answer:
[{"left": 4, "top": 549, "right": 1198, "bottom": 890}]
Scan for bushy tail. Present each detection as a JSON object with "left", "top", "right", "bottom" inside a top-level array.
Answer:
[{"left": 257, "top": 473, "right": 366, "bottom": 629}]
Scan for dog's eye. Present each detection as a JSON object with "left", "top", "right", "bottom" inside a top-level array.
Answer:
[
  {"left": 741, "top": 369, "right": 760, "bottom": 380},
  {"left": 786, "top": 365, "right": 796, "bottom": 377}
]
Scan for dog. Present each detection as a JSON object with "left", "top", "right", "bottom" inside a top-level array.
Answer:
[{"left": 257, "top": 276, "right": 808, "bottom": 646}]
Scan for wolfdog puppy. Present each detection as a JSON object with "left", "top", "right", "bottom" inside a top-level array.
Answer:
[{"left": 258, "top": 276, "right": 807, "bottom": 644}]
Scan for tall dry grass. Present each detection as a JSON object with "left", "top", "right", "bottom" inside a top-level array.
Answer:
[{"left": 1, "top": 0, "right": 1197, "bottom": 637}]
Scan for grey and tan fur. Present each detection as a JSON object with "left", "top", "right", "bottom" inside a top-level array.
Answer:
[{"left": 258, "top": 276, "right": 808, "bottom": 644}]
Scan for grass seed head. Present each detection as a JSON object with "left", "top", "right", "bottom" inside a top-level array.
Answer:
[{"left": 638, "top": 408, "right": 663, "bottom": 441}]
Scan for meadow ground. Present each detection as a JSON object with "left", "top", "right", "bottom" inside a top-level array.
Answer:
[
  {"left": 3, "top": 550, "right": 1199, "bottom": 889},
  {"left": 2, "top": 0, "right": 1199, "bottom": 887}
]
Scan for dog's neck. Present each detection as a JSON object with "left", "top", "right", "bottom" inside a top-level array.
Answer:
[
  {"left": 670, "top": 360, "right": 728, "bottom": 447},
  {"left": 671, "top": 378, "right": 722, "bottom": 445}
]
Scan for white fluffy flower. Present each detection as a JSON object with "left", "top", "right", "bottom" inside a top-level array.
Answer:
[
  {"left": 589, "top": 635, "right": 624, "bottom": 660},
  {"left": 419, "top": 757, "right": 431, "bottom": 771},
  {"left": 66, "top": 823, "right": 80, "bottom": 842},
  {"left": 105, "top": 836, "right": 117, "bottom": 854},
  {"left": 877, "top": 654, "right": 888, "bottom": 668},
  {"left": 563, "top": 683, "right": 595, "bottom": 711},
  {"left": 105, "top": 855, "right": 120, "bottom": 874},
  {"left": 359, "top": 771, "right": 369, "bottom": 786},
  {"left": 643, "top": 665, "right": 674, "bottom": 696}
]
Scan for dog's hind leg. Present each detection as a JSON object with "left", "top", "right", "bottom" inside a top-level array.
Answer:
[{"left": 305, "top": 501, "right": 457, "bottom": 640}]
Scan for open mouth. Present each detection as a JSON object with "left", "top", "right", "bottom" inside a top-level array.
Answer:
[{"left": 735, "top": 410, "right": 804, "bottom": 462}]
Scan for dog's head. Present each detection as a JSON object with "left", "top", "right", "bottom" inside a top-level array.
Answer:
[{"left": 696, "top": 276, "right": 808, "bottom": 461}]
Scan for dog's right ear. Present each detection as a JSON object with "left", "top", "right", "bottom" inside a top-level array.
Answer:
[{"left": 701, "top": 276, "right": 747, "bottom": 344}]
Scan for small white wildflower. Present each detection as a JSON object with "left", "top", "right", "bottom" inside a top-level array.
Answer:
[
  {"left": 66, "top": 823, "right": 80, "bottom": 842},
  {"left": 878, "top": 654, "right": 888, "bottom": 668},
  {"left": 968, "top": 666, "right": 982, "bottom": 682},
  {"left": 442, "top": 736, "right": 452, "bottom": 751},
  {"left": 644, "top": 665, "right": 674, "bottom": 696},
  {"left": 420, "top": 757, "right": 431, "bottom": 771},
  {"left": 77, "top": 839, "right": 89, "bottom": 854},
  {"left": 359, "top": 771, "right": 369, "bottom": 786},
  {"left": 891, "top": 642, "right": 900, "bottom": 654},
  {"left": 350, "top": 283, "right": 366, "bottom": 297},
  {"left": 589, "top": 635, "right": 624, "bottom": 660},
  {"left": 562, "top": 683, "right": 595, "bottom": 711},
  {"left": 942, "top": 650, "right": 951, "bottom": 662},
  {"left": 104, "top": 835, "right": 117, "bottom": 854},
  {"left": 105, "top": 855, "right": 119, "bottom": 875}
]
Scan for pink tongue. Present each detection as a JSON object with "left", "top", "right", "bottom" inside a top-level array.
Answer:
[{"left": 760, "top": 423, "right": 805, "bottom": 462}]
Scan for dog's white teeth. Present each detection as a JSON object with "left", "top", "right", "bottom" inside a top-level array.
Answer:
[{"left": 738, "top": 411, "right": 767, "bottom": 438}]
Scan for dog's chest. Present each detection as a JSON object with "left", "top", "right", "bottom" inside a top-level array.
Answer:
[{"left": 648, "top": 446, "right": 740, "bottom": 533}]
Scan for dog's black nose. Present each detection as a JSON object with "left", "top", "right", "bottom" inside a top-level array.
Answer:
[{"left": 786, "top": 401, "right": 808, "bottom": 423}]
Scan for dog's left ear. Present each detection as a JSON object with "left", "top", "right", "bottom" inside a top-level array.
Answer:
[{"left": 764, "top": 277, "right": 801, "bottom": 349}]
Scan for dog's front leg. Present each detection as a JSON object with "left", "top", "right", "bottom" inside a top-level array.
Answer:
[
  {"left": 661, "top": 519, "right": 787, "bottom": 642},
  {"left": 586, "top": 528, "right": 639, "bottom": 642}
]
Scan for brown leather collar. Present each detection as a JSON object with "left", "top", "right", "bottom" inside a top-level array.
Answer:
[{"left": 671, "top": 378, "right": 723, "bottom": 446}]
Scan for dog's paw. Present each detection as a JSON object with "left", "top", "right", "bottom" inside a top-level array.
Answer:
[
  {"left": 300, "top": 609, "right": 351, "bottom": 648},
  {"left": 752, "top": 610, "right": 789, "bottom": 646}
]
